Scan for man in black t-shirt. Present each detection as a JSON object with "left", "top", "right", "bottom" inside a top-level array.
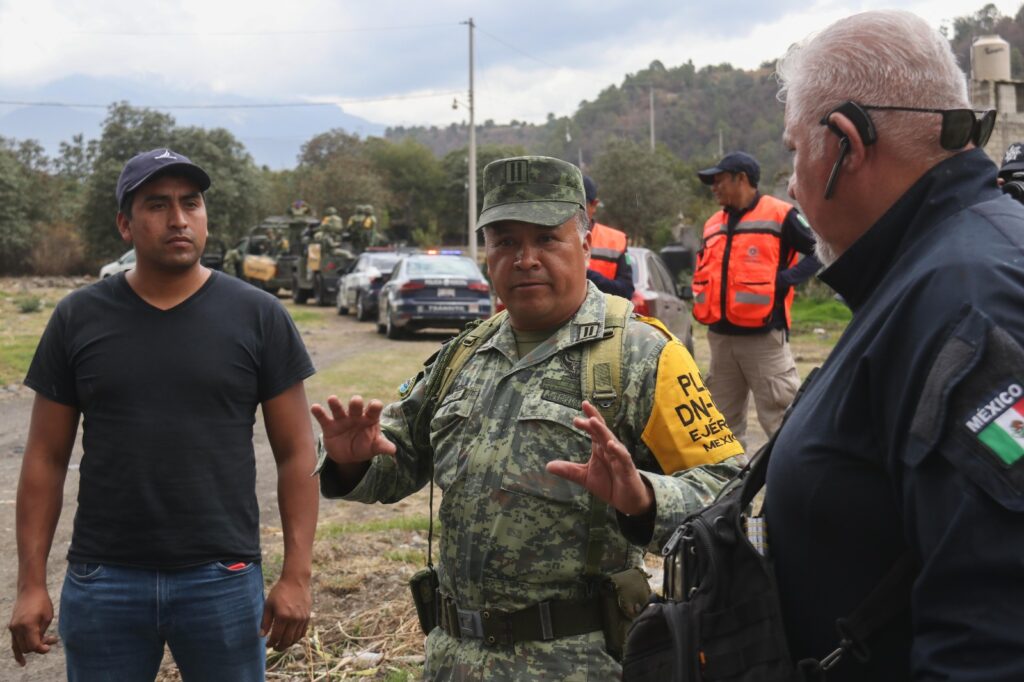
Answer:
[{"left": 9, "top": 148, "right": 319, "bottom": 680}]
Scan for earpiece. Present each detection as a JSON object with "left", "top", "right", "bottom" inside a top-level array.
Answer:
[
  {"left": 824, "top": 101, "right": 878, "bottom": 146},
  {"left": 820, "top": 101, "right": 877, "bottom": 200}
]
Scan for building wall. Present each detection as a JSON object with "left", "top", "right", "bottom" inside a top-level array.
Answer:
[{"left": 974, "top": 79, "right": 1024, "bottom": 165}]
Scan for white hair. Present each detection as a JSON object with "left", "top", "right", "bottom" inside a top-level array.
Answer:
[
  {"left": 777, "top": 10, "right": 970, "bottom": 167},
  {"left": 573, "top": 208, "right": 590, "bottom": 243}
]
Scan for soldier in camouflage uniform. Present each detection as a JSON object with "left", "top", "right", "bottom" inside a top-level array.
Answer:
[
  {"left": 316, "top": 207, "right": 345, "bottom": 249},
  {"left": 312, "top": 156, "right": 744, "bottom": 681}
]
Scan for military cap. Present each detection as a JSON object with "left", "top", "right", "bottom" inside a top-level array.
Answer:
[{"left": 476, "top": 156, "right": 586, "bottom": 231}]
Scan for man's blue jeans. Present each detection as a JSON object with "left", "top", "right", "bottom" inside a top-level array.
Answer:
[{"left": 58, "top": 561, "right": 266, "bottom": 681}]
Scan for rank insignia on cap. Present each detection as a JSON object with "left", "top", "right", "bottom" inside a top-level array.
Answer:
[{"left": 964, "top": 382, "right": 1024, "bottom": 466}]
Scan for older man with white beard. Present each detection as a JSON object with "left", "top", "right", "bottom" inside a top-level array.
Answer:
[{"left": 765, "top": 9, "right": 1024, "bottom": 681}]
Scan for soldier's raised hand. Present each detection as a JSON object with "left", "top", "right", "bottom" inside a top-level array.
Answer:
[
  {"left": 547, "top": 400, "right": 654, "bottom": 517},
  {"left": 311, "top": 395, "right": 397, "bottom": 464}
]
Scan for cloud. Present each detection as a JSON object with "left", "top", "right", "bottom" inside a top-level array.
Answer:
[{"left": 0, "top": 0, "right": 1020, "bottom": 129}]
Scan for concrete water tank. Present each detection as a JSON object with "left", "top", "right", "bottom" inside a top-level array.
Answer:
[{"left": 974, "top": 35, "right": 1011, "bottom": 81}]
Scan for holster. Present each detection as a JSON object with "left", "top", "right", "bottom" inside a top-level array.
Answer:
[
  {"left": 409, "top": 566, "right": 440, "bottom": 635},
  {"left": 599, "top": 566, "right": 653, "bottom": 660}
]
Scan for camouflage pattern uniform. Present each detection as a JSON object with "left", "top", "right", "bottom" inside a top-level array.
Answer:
[
  {"left": 319, "top": 156, "right": 744, "bottom": 680},
  {"left": 317, "top": 207, "right": 345, "bottom": 249}
]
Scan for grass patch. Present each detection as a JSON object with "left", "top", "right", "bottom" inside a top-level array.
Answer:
[
  {"left": 14, "top": 295, "right": 42, "bottom": 313},
  {"left": 791, "top": 297, "right": 852, "bottom": 332},
  {"left": 384, "top": 549, "right": 426, "bottom": 564},
  {"left": 316, "top": 515, "right": 432, "bottom": 540},
  {"left": 262, "top": 551, "right": 284, "bottom": 587},
  {"left": 287, "top": 308, "right": 322, "bottom": 326},
  {"left": 0, "top": 336, "right": 41, "bottom": 386},
  {"left": 311, "top": 347, "right": 431, "bottom": 401}
]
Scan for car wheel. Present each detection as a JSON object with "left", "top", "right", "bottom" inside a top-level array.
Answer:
[
  {"left": 314, "top": 274, "right": 329, "bottom": 307},
  {"left": 292, "top": 278, "right": 310, "bottom": 304},
  {"left": 355, "top": 292, "right": 370, "bottom": 321},
  {"left": 337, "top": 288, "right": 349, "bottom": 315},
  {"left": 385, "top": 308, "right": 404, "bottom": 339}
]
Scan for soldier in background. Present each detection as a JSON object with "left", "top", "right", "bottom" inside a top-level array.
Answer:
[
  {"left": 288, "top": 200, "right": 311, "bottom": 218},
  {"left": 316, "top": 207, "right": 345, "bottom": 249},
  {"left": 311, "top": 156, "right": 743, "bottom": 679}
]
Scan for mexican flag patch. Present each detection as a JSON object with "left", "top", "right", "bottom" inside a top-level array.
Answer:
[{"left": 965, "top": 383, "right": 1024, "bottom": 466}]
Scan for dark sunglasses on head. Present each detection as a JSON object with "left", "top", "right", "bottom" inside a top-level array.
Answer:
[{"left": 860, "top": 105, "right": 996, "bottom": 150}]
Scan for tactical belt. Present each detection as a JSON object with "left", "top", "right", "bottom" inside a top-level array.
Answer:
[{"left": 438, "top": 593, "right": 604, "bottom": 646}]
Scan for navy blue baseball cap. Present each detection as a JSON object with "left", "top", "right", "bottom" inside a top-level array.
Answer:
[
  {"left": 116, "top": 148, "right": 211, "bottom": 208},
  {"left": 583, "top": 175, "right": 598, "bottom": 203},
  {"left": 1000, "top": 141, "right": 1024, "bottom": 177},
  {"left": 697, "top": 152, "right": 760, "bottom": 187}
]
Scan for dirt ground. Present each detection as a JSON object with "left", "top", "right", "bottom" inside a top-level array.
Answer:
[{"left": 0, "top": 277, "right": 825, "bottom": 680}]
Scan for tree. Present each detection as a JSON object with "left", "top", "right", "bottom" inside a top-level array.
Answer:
[
  {"left": 293, "top": 130, "right": 389, "bottom": 223},
  {"left": 363, "top": 138, "right": 444, "bottom": 235},
  {"left": 0, "top": 147, "right": 34, "bottom": 274},
  {"left": 591, "top": 138, "right": 691, "bottom": 247}
]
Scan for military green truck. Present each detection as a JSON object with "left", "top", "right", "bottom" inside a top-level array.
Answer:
[
  {"left": 291, "top": 222, "right": 357, "bottom": 306},
  {"left": 223, "top": 216, "right": 318, "bottom": 293}
]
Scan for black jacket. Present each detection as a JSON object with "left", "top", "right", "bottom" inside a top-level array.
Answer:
[{"left": 767, "top": 149, "right": 1024, "bottom": 681}]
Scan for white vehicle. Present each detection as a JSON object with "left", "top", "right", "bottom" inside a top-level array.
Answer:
[
  {"left": 99, "top": 249, "right": 136, "bottom": 279},
  {"left": 336, "top": 250, "right": 407, "bottom": 320}
]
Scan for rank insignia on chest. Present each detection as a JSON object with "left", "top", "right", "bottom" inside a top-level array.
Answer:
[{"left": 964, "top": 382, "right": 1024, "bottom": 467}]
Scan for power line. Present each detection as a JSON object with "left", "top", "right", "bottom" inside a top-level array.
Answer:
[
  {"left": 0, "top": 91, "right": 462, "bottom": 110},
  {"left": 475, "top": 26, "right": 558, "bottom": 69},
  {"left": 65, "top": 21, "right": 459, "bottom": 37}
]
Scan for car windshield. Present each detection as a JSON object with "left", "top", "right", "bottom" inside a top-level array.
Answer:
[
  {"left": 404, "top": 257, "right": 480, "bottom": 278},
  {"left": 368, "top": 254, "right": 402, "bottom": 270}
]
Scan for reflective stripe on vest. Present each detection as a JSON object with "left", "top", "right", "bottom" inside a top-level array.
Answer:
[
  {"left": 589, "top": 223, "right": 628, "bottom": 280},
  {"left": 691, "top": 195, "right": 798, "bottom": 329}
]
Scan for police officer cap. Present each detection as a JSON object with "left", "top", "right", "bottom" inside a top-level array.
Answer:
[
  {"left": 583, "top": 175, "right": 598, "bottom": 204},
  {"left": 697, "top": 151, "right": 760, "bottom": 187},
  {"left": 477, "top": 156, "right": 586, "bottom": 231},
  {"left": 1000, "top": 142, "right": 1024, "bottom": 178},
  {"left": 116, "top": 148, "right": 211, "bottom": 207}
]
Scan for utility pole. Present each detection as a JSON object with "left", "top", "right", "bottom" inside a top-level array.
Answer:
[
  {"left": 649, "top": 85, "right": 655, "bottom": 151},
  {"left": 464, "top": 17, "right": 478, "bottom": 262},
  {"left": 718, "top": 127, "right": 724, "bottom": 157}
]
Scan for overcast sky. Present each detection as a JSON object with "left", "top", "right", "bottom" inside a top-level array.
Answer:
[{"left": 0, "top": 0, "right": 1019, "bottom": 129}]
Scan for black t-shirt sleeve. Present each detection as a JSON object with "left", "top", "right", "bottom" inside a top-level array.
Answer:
[
  {"left": 24, "top": 302, "right": 78, "bottom": 407},
  {"left": 257, "top": 299, "right": 315, "bottom": 402}
]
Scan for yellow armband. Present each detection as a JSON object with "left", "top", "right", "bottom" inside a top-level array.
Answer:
[{"left": 641, "top": 339, "right": 744, "bottom": 473}]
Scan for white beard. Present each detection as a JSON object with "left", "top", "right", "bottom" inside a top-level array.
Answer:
[{"left": 814, "top": 236, "right": 839, "bottom": 267}]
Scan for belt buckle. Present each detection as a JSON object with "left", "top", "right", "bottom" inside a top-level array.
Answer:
[{"left": 456, "top": 608, "right": 484, "bottom": 639}]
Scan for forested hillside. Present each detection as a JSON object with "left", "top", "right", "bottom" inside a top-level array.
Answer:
[{"left": 389, "top": 3, "right": 1024, "bottom": 191}]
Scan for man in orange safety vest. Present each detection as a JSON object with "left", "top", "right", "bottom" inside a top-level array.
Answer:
[{"left": 693, "top": 151, "right": 820, "bottom": 445}]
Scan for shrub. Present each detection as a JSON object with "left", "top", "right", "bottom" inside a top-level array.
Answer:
[
  {"left": 27, "top": 222, "right": 88, "bottom": 276},
  {"left": 15, "top": 295, "right": 41, "bottom": 313}
]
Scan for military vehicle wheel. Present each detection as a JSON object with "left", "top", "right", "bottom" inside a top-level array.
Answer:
[
  {"left": 314, "top": 274, "right": 330, "bottom": 307},
  {"left": 355, "top": 292, "right": 371, "bottom": 321},
  {"left": 292, "top": 278, "right": 310, "bottom": 304},
  {"left": 385, "top": 310, "right": 405, "bottom": 340}
]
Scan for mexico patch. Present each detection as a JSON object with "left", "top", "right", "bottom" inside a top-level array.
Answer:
[{"left": 964, "top": 382, "right": 1024, "bottom": 467}]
